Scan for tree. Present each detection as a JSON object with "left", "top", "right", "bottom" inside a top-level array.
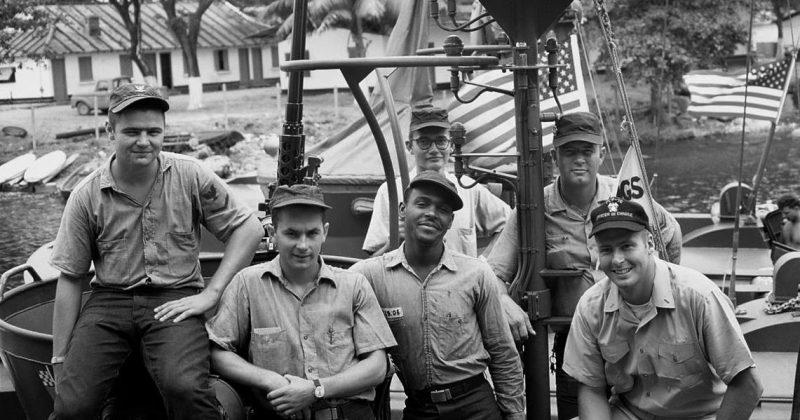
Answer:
[
  {"left": 159, "top": 0, "right": 214, "bottom": 109},
  {"left": 0, "top": 1, "right": 50, "bottom": 61},
  {"left": 109, "top": 0, "right": 157, "bottom": 86},
  {"left": 585, "top": 0, "right": 749, "bottom": 125},
  {"left": 264, "top": 0, "right": 396, "bottom": 58}
]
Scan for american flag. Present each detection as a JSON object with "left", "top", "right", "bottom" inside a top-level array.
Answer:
[
  {"left": 447, "top": 34, "right": 589, "bottom": 172},
  {"left": 684, "top": 56, "right": 794, "bottom": 122}
]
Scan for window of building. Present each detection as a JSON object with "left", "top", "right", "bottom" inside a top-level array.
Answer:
[
  {"left": 214, "top": 49, "right": 229, "bottom": 72},
  {"left": 87, "top": 16, "right": 100, "bottom": 37},
  {"left": 78, "top": 56, "right": 93, "bottom": 82}
]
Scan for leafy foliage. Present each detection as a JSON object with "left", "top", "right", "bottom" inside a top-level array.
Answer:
[
  {"left": 0, "top": 0, "right": 50, "bottom": 61},
  {"left": 263, "top": 0, "right": 398, "bottom": 41}
]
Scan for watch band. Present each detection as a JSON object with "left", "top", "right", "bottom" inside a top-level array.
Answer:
[
  {"left": 51, "top": 356, "right": 65, "bottom": 364},
  {"left": 313, "top": 378, "right": 324, "bottom": 399}
]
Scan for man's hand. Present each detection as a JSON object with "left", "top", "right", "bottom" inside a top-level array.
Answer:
[
  {"left": 500, "top": 294, "right": 534, "bottom": 342},
  {"left": 154, "top": 290, "right": 218, "bottom": 322},
  {"left": 268, "top": 374, "right": 316, "bottom": 418}
]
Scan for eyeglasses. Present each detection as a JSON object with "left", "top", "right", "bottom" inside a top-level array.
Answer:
[{"left": 413, "top": 136, "right": 451, "bottom": 150}]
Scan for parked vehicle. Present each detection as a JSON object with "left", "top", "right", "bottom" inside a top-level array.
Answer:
[{"left": 69, "top": 76, "right": 131, "bottom": 115}]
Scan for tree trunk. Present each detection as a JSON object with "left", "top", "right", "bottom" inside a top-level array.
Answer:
[
  {"left": 160, "top": 0, "right": 213, "bottom": 109},
  {"left": 774, "top": 0, "right": 784, "bottom": 57},
  {"left": 110, "top": 0, "right": 155, "bottom": 81},
  {"left": 650, "top": 81, "right": 666, "bottom": 127},
  {"left": 348, "top": 16, "right": 367, "bottom": 58}
]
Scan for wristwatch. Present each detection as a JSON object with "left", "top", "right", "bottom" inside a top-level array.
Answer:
[
  {"left": 313, "top": 378, "right": 325, "bottom": 399},
  {"left": 51, "top": 356, "right": 65, "bottom": 364}
]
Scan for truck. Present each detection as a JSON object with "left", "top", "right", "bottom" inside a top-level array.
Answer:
[{"left": 69, "top": 76, "right": 132, "bottom": 115}]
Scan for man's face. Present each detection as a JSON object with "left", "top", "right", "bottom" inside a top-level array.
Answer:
[
  {"left": 270, "top": 206, "right": 329, "bottom": 272},
  {"left": 554, "top": 141, "right": 605, "bottom": 188},
  {"left": 401, "top": 185, "right": 455, "bottom": 246},
  {"left": 407, "top": 126, "right": 452, "bottom": 172},
  {"left": 596, "top": 229, "right": 655, "bottom": 294},
  {"left": 782, "top": 205, "right": 800, "bottom": 223},
  {"left": 106, "top": 108, "right": 165, "bottom": 170}
]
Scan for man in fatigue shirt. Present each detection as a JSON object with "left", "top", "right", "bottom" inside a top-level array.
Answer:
[
  {"left": 351, "top": 171, "right": 525, "bottom": 420},
  {"left": 49, "top": 84, "right": 264, "bottom": 420},
  {"left": 207, "top": 184, "right": 396, "bottom": 420},
  {"left": 564, "top": 197, "right": 762, "bottom": 419},
  {"left": 486, "top": 111, "right": 682, "bottom": 420}
]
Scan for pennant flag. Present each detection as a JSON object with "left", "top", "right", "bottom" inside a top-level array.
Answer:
[
  {"left": 684, "top": 55, "right": 794, "bottom": 121},
  {"left": 615, "top": 146, "right": 666, "bottom": 256},
  {"left": 447, "top": 34, "right": 589, "bottom": 172}
]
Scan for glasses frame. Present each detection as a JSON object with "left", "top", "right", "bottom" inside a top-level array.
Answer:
[{"left": 412, "top": 136, "right": 452, "bottom": 150}]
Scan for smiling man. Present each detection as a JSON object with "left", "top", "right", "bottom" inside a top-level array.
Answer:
[
  {"left": 563, "top": 197, "right": 762, "bottom": 419},
  {"left": 351, "top": 171, "right": 525, "bottom": 420},
  {"left": 49, "top": 83, "right": 263, "bottom": 420},
  {"left": 207, "top": 184, "right": 396, "bottom": 420},
  {"left": 486, "top": 111, "right": 682, "bottom": 419}
]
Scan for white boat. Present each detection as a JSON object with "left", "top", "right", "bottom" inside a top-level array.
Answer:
[
  {"left": 0, "top": 153, "right": 36, "bottom": 185},
  {"left": 23, "top": 151, "right": 67, "bottom": 184}
]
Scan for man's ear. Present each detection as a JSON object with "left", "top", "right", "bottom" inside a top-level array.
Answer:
[
  {"left": 405, "top": 141, "right": 413, "bottom": 152},
  {"left": 105, "top": 121, "right": 114, "bottom": 139},
  {"left": 322, "top": 222, "right": 330, "bottom": 239},
  {"left": 266, "top": 222, "right": 275, "bottom": 238},
  {"left": 599, "top": 145, "right": 607, "bottom": 162}
]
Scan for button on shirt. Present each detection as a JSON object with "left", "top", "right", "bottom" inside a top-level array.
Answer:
[
  {"left": 363, "top": 170, "right": 510, "bottom": 257},
  {"left": 349, "top": 246, "right": 524, "bottom": 416},
  {"left": 487, "top": 175, "right": 682, "bottom": 283},
  {"left": 563, "top": 259, "right": 755, "bottom": 418},
  {"left": 206, "top": 257, "right": 396, "bottom": 401},
  {"left": 50, "top": 152, "right": 254, "bottom": 289}
]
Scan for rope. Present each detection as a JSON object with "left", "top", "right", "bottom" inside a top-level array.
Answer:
[
  {"left": 764, "top": 292, "right": 800, "bottom": 314},
  {"left": 575, "top": 13, "right": 618, "bottom": 173},
  {"left": 592, "top": 0, "right": 667, "bottom": 258}
]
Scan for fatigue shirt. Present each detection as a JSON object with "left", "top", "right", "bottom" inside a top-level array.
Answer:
[
  {"left": 50, "top": 152, "right": 254, "bottom": 289},
  {"left": 206, "top": 257, "right": 396, "bottom": 401},
  {"left": 350, "top": 246, "right": 525, "bottom": 416},
  {"left": 563, "top": 259, "right": 755, "bottom": 418},
  {"left": 487, "top": 175, "right": 682, "bottom": 284},
  {"left": 363, "top": 170, "right": 510, "bottom": 257}
]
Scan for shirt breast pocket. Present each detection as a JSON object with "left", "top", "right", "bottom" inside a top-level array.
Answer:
[
  {"left": 250, "top": 328, "right": 289, "bottom": 372},
  {"left": 167, "top": 231, "right": 198, "bottom": 276},
  {"left": 656, "top": 342, "right": 705, "bottom": 388},
  {"left": 323, "top": 326, "right": 355, "bottom": 369},
  {"left": 600, "top": 341, "right": 634, "bottom": 393},
  {"left": 545, "top": 233, "right": 571, "bottom": 266},
  {"left": 97, "top": 237, "right": 131, "bottom": 278}
]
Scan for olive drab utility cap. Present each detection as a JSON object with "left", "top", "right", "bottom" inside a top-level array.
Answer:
[
  {"left": 269, "top": 184, "right": 331, "bottom": 212},
  {"left": 109, "top": 83, "right": 170, "bottom": 113},
  {"left": 589, "top": 197, "right": 650, "bottom": 237},
  {"left": 553, "top": 111, "right": 603, "bottom": 148},
  {"left": 409, "top": 105, "right": 451, "bottom": 132},
  {"left": 406, "top": 170, "right": 463, "bottom": 211}
]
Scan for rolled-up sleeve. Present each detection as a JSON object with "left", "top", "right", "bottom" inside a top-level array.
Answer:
[
  {"left": 475, "top": 265, "right": 525, "bottom": 415},
  {"left": 486, "top": 208, "right": 520, "bottom": 283},
  {"left": 352, "top": 275, "right": 397, "bottom": 355},
  {"left": 197, "top": 165, "right": 255, "bottom": 243},
  {"left": 362, "top": 182, "right": 391, "bottom": 254},
  {"left": 50, "top": 189, "right": 95, "bottom": 277},
  {"left": 206, "top": 274, "right": 251, "bottom": 353},
  {"left": 473, "top": 184, "right": 511, "bottom": 237},
  {"left": 653, "top": 201, "right": 682, "bottom": 264},
  {"left": 700, "top": 288, "right": 755, "bottom": 384}
]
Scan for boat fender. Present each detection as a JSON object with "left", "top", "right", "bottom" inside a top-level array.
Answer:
[{"left": 772, "top": 251, "right": 800, "bottom": 303}]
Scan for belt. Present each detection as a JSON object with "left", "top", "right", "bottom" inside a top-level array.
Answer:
[
  {"left": 311, "top": 399, "right": 372, "bottom": 420},
  {"left": 412, "top": 374, "right": 486, "bottom": 404}
]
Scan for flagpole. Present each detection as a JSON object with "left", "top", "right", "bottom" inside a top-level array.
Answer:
[{"left": 748, "top": 50, "right": 798, "bottom": 212}]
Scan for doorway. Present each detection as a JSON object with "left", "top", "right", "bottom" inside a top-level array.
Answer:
[{"left": 159, "top": 52, "right": 173, "bottom": 89}]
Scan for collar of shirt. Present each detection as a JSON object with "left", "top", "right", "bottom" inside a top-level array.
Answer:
[
  {"left": 604, "top": 258, "right": 677, "bottom": 315},
  {"left": 545, "top": 175, "right": 618, "bottom": 216},
  {"left": 383, "top": 244, "right": 459, "bottom": 275},
  {"left": 259, "top": 256, "right": 338, "bottom": 288},
  {"left": 97, "top": 152, "right": 172, "bottom": 190}
]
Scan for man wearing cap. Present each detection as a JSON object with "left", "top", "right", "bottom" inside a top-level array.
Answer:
[
  {"left": 362, "top": 105, "right": 511, "bottom": 259},
  {"left": 207, "top": 184, "right": 396, "bottom": 420},
  {"left": 777, "top": 193, "right": 800, "bottom": 249},
  {"left": 486, "top": 111, "right": 682, "bottom": 419},
  {"left": 351, "top": 170, "right": 525, "bottom": 420},
  {"left": 563, "top": 197, "right": 762, "bottom": 419},
  {"left": 50, "top": 83, "right": 264, "bottom": 420}
]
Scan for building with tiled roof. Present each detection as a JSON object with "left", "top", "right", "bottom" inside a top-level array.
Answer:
[{"left": 1, "top": 1, "right": 280, "bottom": 103}]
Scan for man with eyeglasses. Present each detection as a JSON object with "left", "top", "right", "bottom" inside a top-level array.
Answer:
[{"left": 362, "top": 105, "right": 511, "bottom": 259}]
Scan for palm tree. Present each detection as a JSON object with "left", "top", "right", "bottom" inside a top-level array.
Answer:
[{"left": 264, "top": 0, "right": 400, "bottom": 58}]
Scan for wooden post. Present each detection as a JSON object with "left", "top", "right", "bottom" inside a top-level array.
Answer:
[
  {"left": 93, "top": 96, "right": 99, "bottom": 140},
  {"left": 30, "top": 106, "right": 36, "bottom": 150},
  {"left": 222, "top": 83, "right": 229, "bottom": 130}
]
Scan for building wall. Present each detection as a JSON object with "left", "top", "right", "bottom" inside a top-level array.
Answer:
[{"left": 0, "top": 59, "right": 54, "bottom": 101}]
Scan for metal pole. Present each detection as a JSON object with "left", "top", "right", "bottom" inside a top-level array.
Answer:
[
  {"left": 93, "top": 96, "right": 99, "bottom": 140},
  {"left": 30, "top": 106, "right": 36, "bottom": 150},
  {"left": 222, "top": 83, "right": 229, "bottom": 130}
]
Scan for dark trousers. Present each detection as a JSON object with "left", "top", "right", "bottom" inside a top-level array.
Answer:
[
  {"left": 554, "top": 331, "right": 579, "bottom": 420},
  {"left": 251, "top": 400, "right": 375, "bottom": 420},
  {"left": 53, "top": 287, "right": 219, "bottom": 420},
  {"left": 402, "top": 380, "right": 502, "bottom": 420}
]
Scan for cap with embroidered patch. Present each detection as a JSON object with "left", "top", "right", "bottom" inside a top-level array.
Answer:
[
  {"left": 406, "top": 170, "right": 463, "bottom": 211},
  {"left": 269, "top": 184, "right": 331, "bottom": 212},
  {"left": 409, "top": 106, "right": 450, "bottom": 132},
  {"left": 589, "top": 197, "right": 649, "bottom": 237},
  {"left": 109, "top": 83, "right": 169, "bottom": 113},
  {"left": 553, "top": 111, "right": 603, "bottom": 148}
]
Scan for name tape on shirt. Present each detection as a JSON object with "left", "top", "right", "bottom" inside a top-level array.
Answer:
[{"left": 382, "top": 307, "right": 404, "bottom": 320}]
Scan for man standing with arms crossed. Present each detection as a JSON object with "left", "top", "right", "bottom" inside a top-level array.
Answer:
[
  {"left": 564, "top": 197, "right": 762, "bottom": 419},
  {"left": 352, "top": 171, "right": 525, "bottom": 420},
  {"left": 487, "top": 111, "right": 682, "bottom": 419},
  {"left": 207, "top": 184, "right": 396, "bottom": 420},
  {"left": 49, "top": 84, "right": 263, "bottom": 420}
]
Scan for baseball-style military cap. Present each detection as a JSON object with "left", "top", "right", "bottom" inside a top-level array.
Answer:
[
  {"left": 409, "top": 106, "right": 450, "bottom": 132},
  {"left": 553, "top": 111, "right": 603, "bottom": 148},
  {"left": 406, "top": 170, "right": 463, "bottom": 211},
  {"left": 269, "top": 184, "right": 331, "bottom": 212},
  {"left": 109, "top": 83, "right": 170, "bottom": 113},
  {"left": 589, "top": 197, "right": 649, "bottom": 237}
]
